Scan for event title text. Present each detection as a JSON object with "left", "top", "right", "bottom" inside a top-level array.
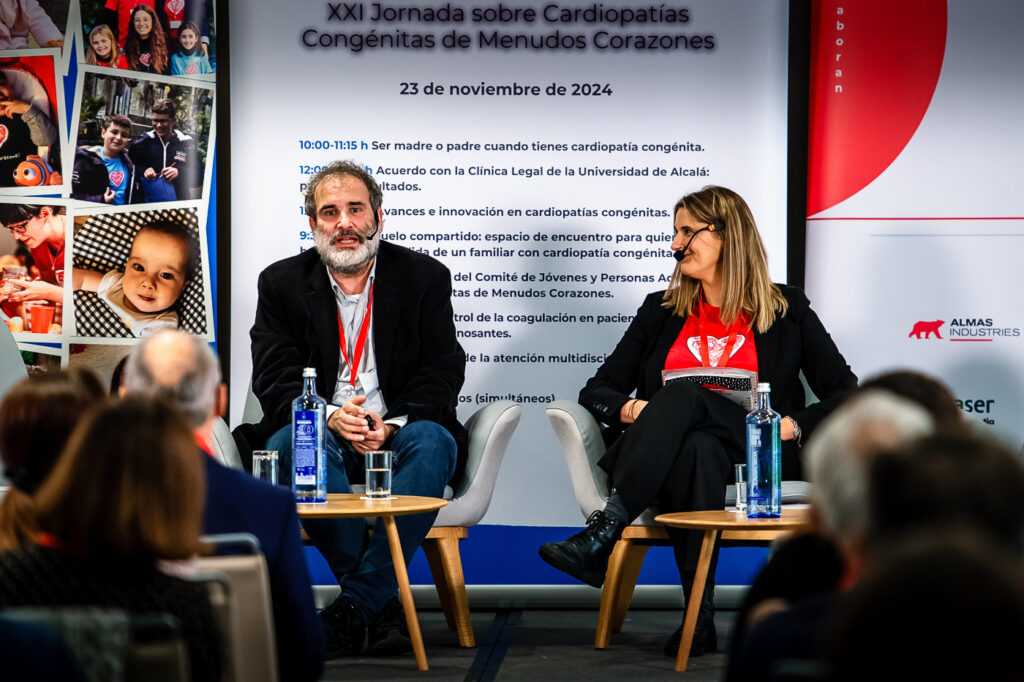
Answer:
[{"left": 302, "top": 2, "right": 716, "bottom": 53}]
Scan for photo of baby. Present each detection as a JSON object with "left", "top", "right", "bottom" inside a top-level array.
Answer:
[
  {"left": 71, "top": 206, "right": 210, "bottom": 339},
  {"left": 73, "top": 219, "right": 196, "bottom": 336}
]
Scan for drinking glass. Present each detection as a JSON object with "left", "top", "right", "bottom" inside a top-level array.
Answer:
[
  {"left": 252, "top": 450, "right": 279, "bottom": 486},
  {"left": 364, "top": 450, "right": 393, "bottom": 499},
  {"left": 734, "top": 463, "right": 747, "bottom": 512}
]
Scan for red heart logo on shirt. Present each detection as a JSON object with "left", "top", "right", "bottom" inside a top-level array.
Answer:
[
  {"left": 140, "top": 52, "right": 151, "bottom": 66},
  {"left": 109, "top": 170, "right": 125, "bottom": 186},
  {"left": 186, "top": 64, "right": 198, "bottom": 75},
  {"left": 0, "top": 125, "right": 7, "bottom": 148},
  {"left": 687, "top": 334, "right": 746, "bottom": 367}
]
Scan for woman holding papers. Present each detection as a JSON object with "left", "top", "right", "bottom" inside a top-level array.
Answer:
[{"left": 540, "top": 185, "right": 857, "bottom": 656}]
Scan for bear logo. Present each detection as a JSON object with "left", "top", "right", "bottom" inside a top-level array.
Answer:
[{"left": 909, "top": 320, "right": 944, "bottom": 339}]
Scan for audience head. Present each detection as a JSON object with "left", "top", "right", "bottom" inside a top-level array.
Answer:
[
  {"left": 857, "top": 369, "right": 966, "bottom": 432},
  {"left": 123, "top": 329, "right": 223, "bottom": 431},
  {"left": 824, "top": 533, "right": 1024, "bottom": 682},
  {"left": 867, "top": 432, "right": 1024, "bottom": 558},
  {"left": 33, "top": 397, "right": 204, "bottom": 560},
  {"left": 0, "top": 369, "right": 105, "bottom": 550},
  {"left": 805, "top": 391, "right": 933, "bottom": 549}
]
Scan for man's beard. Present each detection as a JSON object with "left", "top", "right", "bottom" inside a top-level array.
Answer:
[{"left": 314, "top": 224, "right": 380, "bottom": 275}]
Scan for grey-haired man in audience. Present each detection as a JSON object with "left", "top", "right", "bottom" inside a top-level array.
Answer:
[{"left": 123, "top": 329, "right": 325, "bottom": 681}]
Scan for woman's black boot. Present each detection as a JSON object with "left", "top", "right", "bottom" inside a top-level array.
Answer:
[{"left": 538, "top": 510, "right": 626, "bottom": 588}]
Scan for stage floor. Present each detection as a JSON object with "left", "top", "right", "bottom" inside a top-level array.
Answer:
[{"left": 321, "top": 606, "right": 736, "bottom": 681}]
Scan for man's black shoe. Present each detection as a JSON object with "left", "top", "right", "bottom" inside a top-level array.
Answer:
[
  {"left": 664, "top": 585, "right": 718, "bottom": 657},
  {"left": 538, "top": 510, "right": 626, "bottom": 588},
  {"left": 368, "top": 596, "right": 412, "bottom": 656},
  {"left": 320, "top": 595, "right": 367, "bottom": 657}
]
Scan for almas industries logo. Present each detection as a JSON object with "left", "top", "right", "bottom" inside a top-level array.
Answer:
[{"left": 909, "top": 318, "right": 1022, "bottom": 342}]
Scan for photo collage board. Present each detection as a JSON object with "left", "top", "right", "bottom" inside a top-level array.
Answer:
[{"left": 0, "top": 0, "right": 216, "bottom": 384}]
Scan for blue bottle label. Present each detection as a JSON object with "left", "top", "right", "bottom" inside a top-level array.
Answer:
[
  {"left": 294, "top": 410, "right": 318, "bottom": 485},
  {"left": 747, "top": 424, "right": 760, "bottom": 493}
]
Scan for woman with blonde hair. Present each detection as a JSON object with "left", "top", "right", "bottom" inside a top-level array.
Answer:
[
  {"left": 540, "top": 185, "right": 857, "bottom": 656},
  {"left": 0, "top": 396, "right": 221, "bottom": 681}
]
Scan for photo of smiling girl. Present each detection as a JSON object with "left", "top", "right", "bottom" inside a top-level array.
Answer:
[
  {"left": 170, "top": 20, "right": 211, "bottom": 76},
  {"left": 122, "top": 5, "right": 168, "bottom": 74},
  {"left": 84, "top": 24, "right": 122, "bottom": 68}
]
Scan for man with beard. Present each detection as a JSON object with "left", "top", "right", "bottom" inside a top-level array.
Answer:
[{"left": 250, "top": 160, "right": 466, "bottom": 657}]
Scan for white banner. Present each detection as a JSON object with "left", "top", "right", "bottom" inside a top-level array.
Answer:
[
  {"left": 230, "top": 0, "right": 790, "bottom": 525},
  {"left": 806, "top": 0, "right": 1024, "bottom": 448}
]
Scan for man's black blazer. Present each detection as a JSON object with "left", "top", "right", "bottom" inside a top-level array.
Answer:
[{"left": 250, "top": 241, "right": 468, "bottom": 478}]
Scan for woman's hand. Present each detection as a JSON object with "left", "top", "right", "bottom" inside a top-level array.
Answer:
[
  {"left": 781, "top": 416, "right": 795, "bottom": 441},
  {"left": 619, "top": 399, "right": 648, "bottom": 424},
  {"left": 7, "top": 279, "right": 62, "bottom": 304}
]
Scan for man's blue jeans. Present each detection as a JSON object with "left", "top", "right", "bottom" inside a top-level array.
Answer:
[{"left": 267, "top": 420, "right": 456, "bottom": 620}]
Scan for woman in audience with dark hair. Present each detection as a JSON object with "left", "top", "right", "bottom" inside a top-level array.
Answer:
[
  {"left": 0, "top": 368, "right": 106, "bottom": 550},
  {"left": 0, "top": 397, "right": 221, "bottom": 681}
]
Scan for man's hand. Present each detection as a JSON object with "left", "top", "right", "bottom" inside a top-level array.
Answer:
[
  {"left": 143, "top": 167, "right": 158, "bottom": 180},
  {"left": 0, "top": 99, "right": 30, "bottom": 117},
  {"left": 160, "top": 165, "right": 179, "bottom": 182},
  {"left": 327, "top": 396, "right": 394, "bottom": 453},
  {"left": 103, "top": 187, "right": 115, "bottom": 203}
]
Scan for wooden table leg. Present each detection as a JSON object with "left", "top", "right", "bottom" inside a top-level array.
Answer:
[
  {"left": 675, "top": 529, "right": 719, "bottom": 672},
  {"left": 383, "top": 516, "right": 428, "bottom": 671}
]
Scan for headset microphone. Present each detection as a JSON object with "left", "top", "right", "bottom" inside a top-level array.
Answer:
[
  {"left": 672, "top": 222, "right": 724, "bottom": 262},
  {"left": 365, "top": 213, "right": 382, "bottom": 240}
]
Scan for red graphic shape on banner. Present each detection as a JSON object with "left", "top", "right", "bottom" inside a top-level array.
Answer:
[{"left": 807, "top": 0, "right": 947, "bottom": 216}]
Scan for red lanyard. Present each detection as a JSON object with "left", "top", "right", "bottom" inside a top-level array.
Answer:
[
  {"left": 337, "top": 282, "right": 374, "bottom": 390},
  {"left": 696, "top": 297, "right": 743, "bottom": 368}
]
